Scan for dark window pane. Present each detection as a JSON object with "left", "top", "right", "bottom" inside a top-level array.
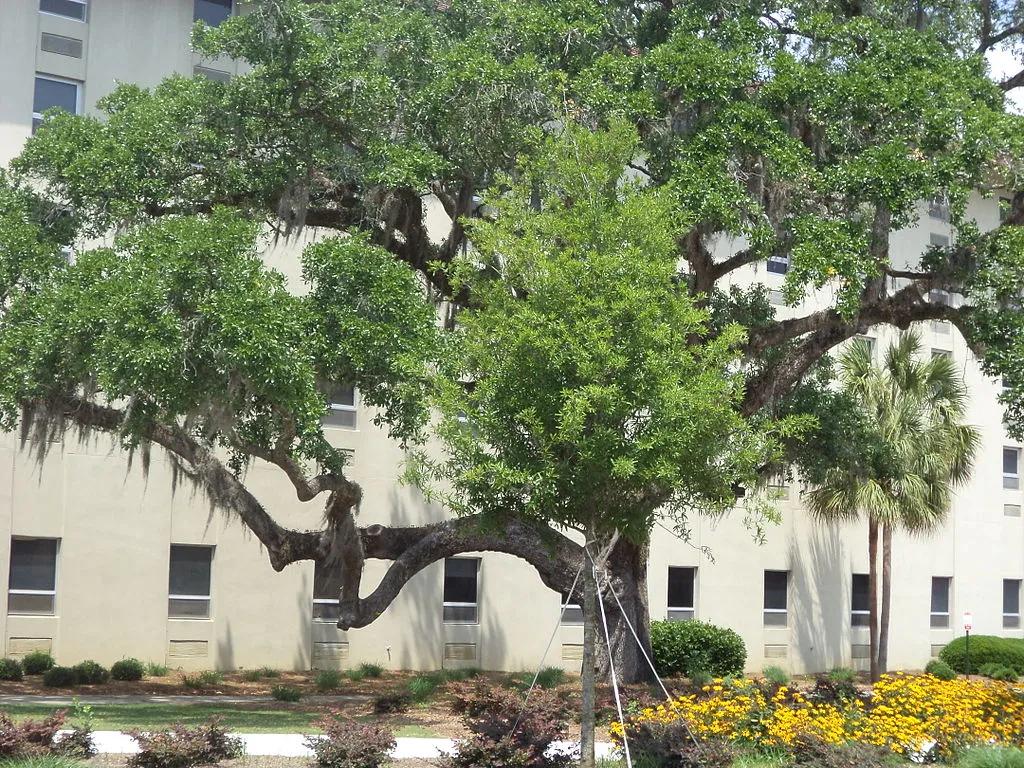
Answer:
[
  {"left": 930, "top": 577, "right": 950, "bottom": 614},
  {"left": 34, "top": 77, "right": 79, "bottom": 115},
  {"left": 9, "top": 539, "right": 58, "bottom": 591},
  {"left": 442, "top": 604, "right": 477, "bottom": 622},
  {"left": 668, "top": 567, "right": 695, "bottom": 609},
  {"left": 1005, "top": 448, "right": 1019, "bottom": 475},
  {"left": 39, "top": 0, "right": 87, "bottom": 21},
  {"left": 313, "top": 601, "right": 341, "bottom": 622},
  {"left": 169, "top": 545, "right": 212, "bottom": 596},
  {"left": 314, "top": 561, "right": 343, "bottom": 601},
  {"left": 851, "top": 574, "right": 869, "bottom": 613},
  {"left": 764, "top": 570, "right": 788, "bottom": 610},
  {"left": 930, "top": 233, "right": 950, "bottom": 248},
  {"left": 1004, "top": 580, "right": 1021, "bottom": 615},
  {"left": 766, "top": 256, "right": 789, "bottom": 274},
  {"left": 194, "top": 0, "right": 232, "bottom": 25},
  {"left": 443, "top": 558, "right": 477, "bottom": 604}
]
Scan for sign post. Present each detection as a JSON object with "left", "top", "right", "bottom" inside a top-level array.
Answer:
[{"left": 963, "top": 611, "right": 973, "bottom": 676}]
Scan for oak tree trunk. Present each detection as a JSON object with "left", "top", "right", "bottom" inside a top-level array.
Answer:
[
  {"left": 596, "top": 536, "right": 656, "bottom": 684},
  {"left": 878, "top": 524, "right": 893, "bottom": 676},
  {"left": 579, "top": 547, "right": 598, "bottom": 768}
]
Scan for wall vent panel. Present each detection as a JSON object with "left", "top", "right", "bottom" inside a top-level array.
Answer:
[
  {"left": 168, "top": 640, "right": 209, "bottom": 658},
  {"left": 561, "top": 644, "right": 584, "bottom": 661},
  {"left": 41, "top": 32, "right": 83, "bottom": 58},
  {"left": 444, "top": 643, "right": 477, "bottom": 661},
  {"left": 8, "top": 637, "right": 52, "bottom": 656},
  {"left": 763, "top": 644, "right": 788, "bottom": 659}
]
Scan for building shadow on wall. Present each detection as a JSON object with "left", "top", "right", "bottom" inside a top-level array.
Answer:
[{"left": 789, "top": 526, "right": 847, "bottom": 672}]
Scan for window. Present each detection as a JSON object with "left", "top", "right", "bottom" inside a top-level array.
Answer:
[
  {"left": 193, "top": 66, "right": 231, "bottom": 83},
  {"left": 763, "top": 570, "right": 788, "bottom": 627},
  {"left": 768, "top": 474, "right": 790, "bottom": 500},
  {"left": 194, "top": 0, "right": 232, "bottom": 26},
  {"left": 313, "top": 561, "right": 341, "bottom": 622},
  {"left": 856, "top": 335, "right": 876, "bottom": 360},
  {"left": 851, "top": 573, "right": 869, "bottom": 627},
  {"left": 324, "top": 383, "right": 357, "bottom": 429},
  {"left": 932, "top": 349, "right": 952, "bottom": 360},
  {"left": 1004, "top": 447, "right": 1020, "bottom": 490},
  {"left": 168, "top": 545, "right": 213, "bottom": 618},
  {"left": 766, "top": 254, "right": 789, "bottom": 275},
  {"left": 33, "top": 75, "right": 82, "bottom": 133},
  {"left": 930, "top": 233, "right": 950, "bottom": 249},
  {"left": 1006, "top": 504, "right": 1022, "bottom": 517},
  {"left": 559, "top": 587, "right": 583, "bottom": 625},
  {"left": 929, "top": 290, "right": 953, "bottom": 333},
  {"left": 930, "top": 576, "right": 951, "bottom": 628},
  {"left": 40, "top": 0, "right": 87, "bottom": 21},
  {"left": 1004, "top": 579, "right": 1022, "bottom": 629},
  {"left": 768, "top": 289, "right": 785, "bottom": 306},
  {"left": 667, "top": 567, "right": 696, "bottom": 622},
  {"left": 7, "top": 538, "right": 58, "bottom": 615},
  {"left": 928, "top": 194, "right": 950, "bottom": 222},
  {"left": 442, "top": 558, "right": 478, "bottom": 623}
]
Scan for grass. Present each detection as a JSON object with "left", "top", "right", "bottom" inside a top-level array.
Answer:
[
  {"left": 144, "top": 662, "right": 169, "bottom": 677},
  {"left": 957, "top": 746, "right": 1024, "bottom": 768},
  {"left": 2, "top": 703, "right": 322, "bottom": 733},
  {"left": 0, "top": 757, "right": 86, "bottom": 768}
]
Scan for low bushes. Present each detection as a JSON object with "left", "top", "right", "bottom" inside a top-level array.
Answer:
[
  {"left": 182, "top": 671, "right": 222, "bottom": 689},
  {"left": 128, "top": 719, "right": 243, "bottom": 768},
  {"left": 316, "top": 670, "right": 343, "bottom": 692},
  {"left": 940, "top": 635, "right": 1024, "bottom": 675},
  {"left": 72, "top": 661, "right": 109, "bottom": 685},
  {"left": 0, "top": 709, "right": 94, "bottom": 759},
  {"left": 271, "top": 685, "right": 302, "bottom": 702},
  {"left": 22, "top": 652, "right": 55, "bottom": 676},
  {"left": 305, "top": 714, "right": 394, "bottom": 768},
  {"left": 41, "top": 667, "right": 76, "bottom": 688},
  {"left": 620, "top": 719, "right": 735, "bottom": 768},
  {"left": 442, "top": 681, "right": 574, "bottom": 768},
  {"left": 650, "top": 620, "right": 746, "bottom": 678},
  {"left": 111, "top": 658, "right": 145, "bottom": 682},
  {"left": 0, "top": 658, "right": 24, "bottom": 681},
  {"left": 979, "top": 662, "right": 1019, "bottom": 682},
  {"left": 926, "top": 659, "right": 956, "bottom": 681},
  {"left": 792, "top": 736, "right": 895, "bottom": 768},
  {"left": 373, "top": 693, "right": 411, "bottom": 714}
]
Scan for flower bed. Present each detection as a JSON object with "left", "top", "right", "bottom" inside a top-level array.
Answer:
[{"left": 613, "top": 673, "right": 1024, "bottom": 761}]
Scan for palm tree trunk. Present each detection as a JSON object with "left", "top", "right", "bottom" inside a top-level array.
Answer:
[
  {"left": 878, "top": 524, "right": 893, "bottom": 675},
  {"left": 868, "top": 519, "right": 880, "bottom": 682}
]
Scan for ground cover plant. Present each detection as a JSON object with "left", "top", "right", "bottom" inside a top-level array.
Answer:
[
  {"left": 305, "top": 714, "right": 395, "bottom": 768},
  {"left": 127, "top": 719, "right": 243, "bottom": 768},
  {"left": 614, "top": 673, "right": 1024, "bottom": 763}
]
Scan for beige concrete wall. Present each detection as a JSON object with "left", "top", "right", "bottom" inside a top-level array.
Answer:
[{"left": 2, "top": 0, "right": 1023, "bottom": 675}]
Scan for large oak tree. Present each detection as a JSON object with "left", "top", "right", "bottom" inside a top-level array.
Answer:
[{"left": 2, "top": 0, "right": 1024, "bottom": 681}]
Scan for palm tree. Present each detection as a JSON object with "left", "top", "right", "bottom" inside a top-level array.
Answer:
[{"left": 805, "top": 330, "right": 979, "bottom": 681}]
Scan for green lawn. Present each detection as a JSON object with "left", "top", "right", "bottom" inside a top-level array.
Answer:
[{"left": 1, "top": 703, "right": 439, "bottom": 737}]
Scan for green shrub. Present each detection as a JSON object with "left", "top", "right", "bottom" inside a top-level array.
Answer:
[
  {"left": 762, "top": 665, "right": 789, "bottom": 686},
  {"left": 257, "top": 666, "right": 280, "bottom": 678},
  {"left": 145, "top": 663, "right": 169, "bottom": 677},
  {"left": 357, "top": 663, "right": 384, "bottom": 679},
  {"left": 0, "top": 657, "right": 24, "bottom": 681},
  {"left": 373, "top": 693, "right": 411, "bottom": 714},
  {"left": 42, "top": 666, "right": 77, "bottom": 687},
  {"left": 408, "top": 674, "right": 440, "bottom": 703},
  {"left": 270, "top": 684, "right": 302, "bottom": 702},
  {"left": 305, "top": 716, "right": 394, "bottom": 768},
  {"left": 979, "top": 663, "right": 1018, "bottom": 682},
  {"left": 127, "top": 719, "right": 243, "bottom": 768},
  {"left": 182, "top": 671, "right": 222, "bottom": 688},
  {"left": 22, "top": 651, "right": 56, "bottom": 675},
  {"left": 650, "top": 620, "right": 746, "bottom": 678},
  {"left": 315, "top": 669, "right": 343, "bottom": 691},
  {"left": 72, "top": 661, "right": 109, "bottom": 685},
  {"left": 111, "top": 658, "right": 145, "bottom": 681},
  {"left": 345, "top": 668, "right": 366, "bottom": 682},
  {"left": 925, "top": 659, "right": 956, "bottom": 681},
  {"left": 689, "top": 669, "right": 712, "bottom": 687},
  {"left": 240, "top": 669, "right": 262, "bottom": 682},
  {"left": 827, "top": 667, "right": 856, "bottom": 684},
  {"left": 957, "top": 746, "right": 1024, "bottom": 768},
  {"left": 534, "top": 667, "right": 567, "bottom": 689},
  {"left": 940, "top": 635, "right": 1024, "bottom": 675}
]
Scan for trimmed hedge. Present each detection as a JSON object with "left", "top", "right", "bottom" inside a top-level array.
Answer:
[
  {"left": 0, "top": 657, "right": 24, "bottom": 681},
  {"left": 651, "top": 619, "right": 746, "bottom": 678},
  {"left": 43, "top": 666, "right": 77, "bottom": 687},
  {"left": 111, "top": 658, "right": 145, "bottom": 681},
  {"left": 925, "top": 659, "right": 956, "bottom": 680},
  {"left": 73, "top": 660, "right": 110, "bottom": 685},
  {"left": 22, "top": 650, "right": 55, "bottom": 675},
  {"left": 940, "top": 635, "right": 1024, "bottom": 675}
]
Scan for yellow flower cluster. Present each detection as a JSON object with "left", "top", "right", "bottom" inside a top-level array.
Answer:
[{"left": 612, "top": 673, "right": 1024, "bottom": 757}]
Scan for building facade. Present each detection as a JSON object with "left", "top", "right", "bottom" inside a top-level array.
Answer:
[{"left": 1, "top": 0, "right": 1022, "bottom": 676}]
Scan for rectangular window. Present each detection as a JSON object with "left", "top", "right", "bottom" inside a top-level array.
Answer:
[
  {"left": 1004, "top": 447, "right": 1020, "bottom": 489},
  {"left": 928, "top": 195, "right": 950, "bottom": 222},
  {"left": 559, "top": 587, "right": 583, "bottom": 625},
  {"left": 763, "top": 570, "right": 788, "bottom": 627},
  {"left": 40, "top": 0, "right": 87, "bottom": 21},
  {"left": 443, "top": 558, "right": 478, "bottom": 624},
  {"left": 930, "top": 233, "right": 950, "bottom": 249},
  {"left": 851, "top": 573, "right": 869, "bottom": 627},
  {"left": 932, "top": 349, "right": 952, "bottom": 359},
  {"left": 1004, "top": 579, "right": 1022, "bottom": 629},
  {"left": 7, "top": 538, "right": 58, "bottom": 615},
  {"left": 768, "top": 289, "right": 785, "bottom": 306},
  {"left": 194, "top": 0, "right": 232, "bottom": 26},
  {"left": 930, "top": 576, "right": 951, "bottom": 628},
  {"left": 168, "top": 545, "right": 213, "bottom": 618},
  {"left": 667, "top": 567, "right": 696, "bottom": 622},
  {"left": 766, "top": 254, "right": 789, "bottom": 275},
  {"left": 193, "top": 66, "right": 231, "bottom": 83},
  {"left": 1006, "top": 504, "right": 1022, "bottom": 517},
  {"left": 33, "top": 75, "right": 81, "bottom": 133},
  {"left": 312, "top": 561, "right": 341, "bottom": 622},
  {"left": 855, "top": 335, "right": 876, "bottom": 360},
  {"left": 324, "top": 383, "right": 357, "bottom": 429},
  {"left": 767, "top": 474, "right": 790, "bottom": 500}
]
